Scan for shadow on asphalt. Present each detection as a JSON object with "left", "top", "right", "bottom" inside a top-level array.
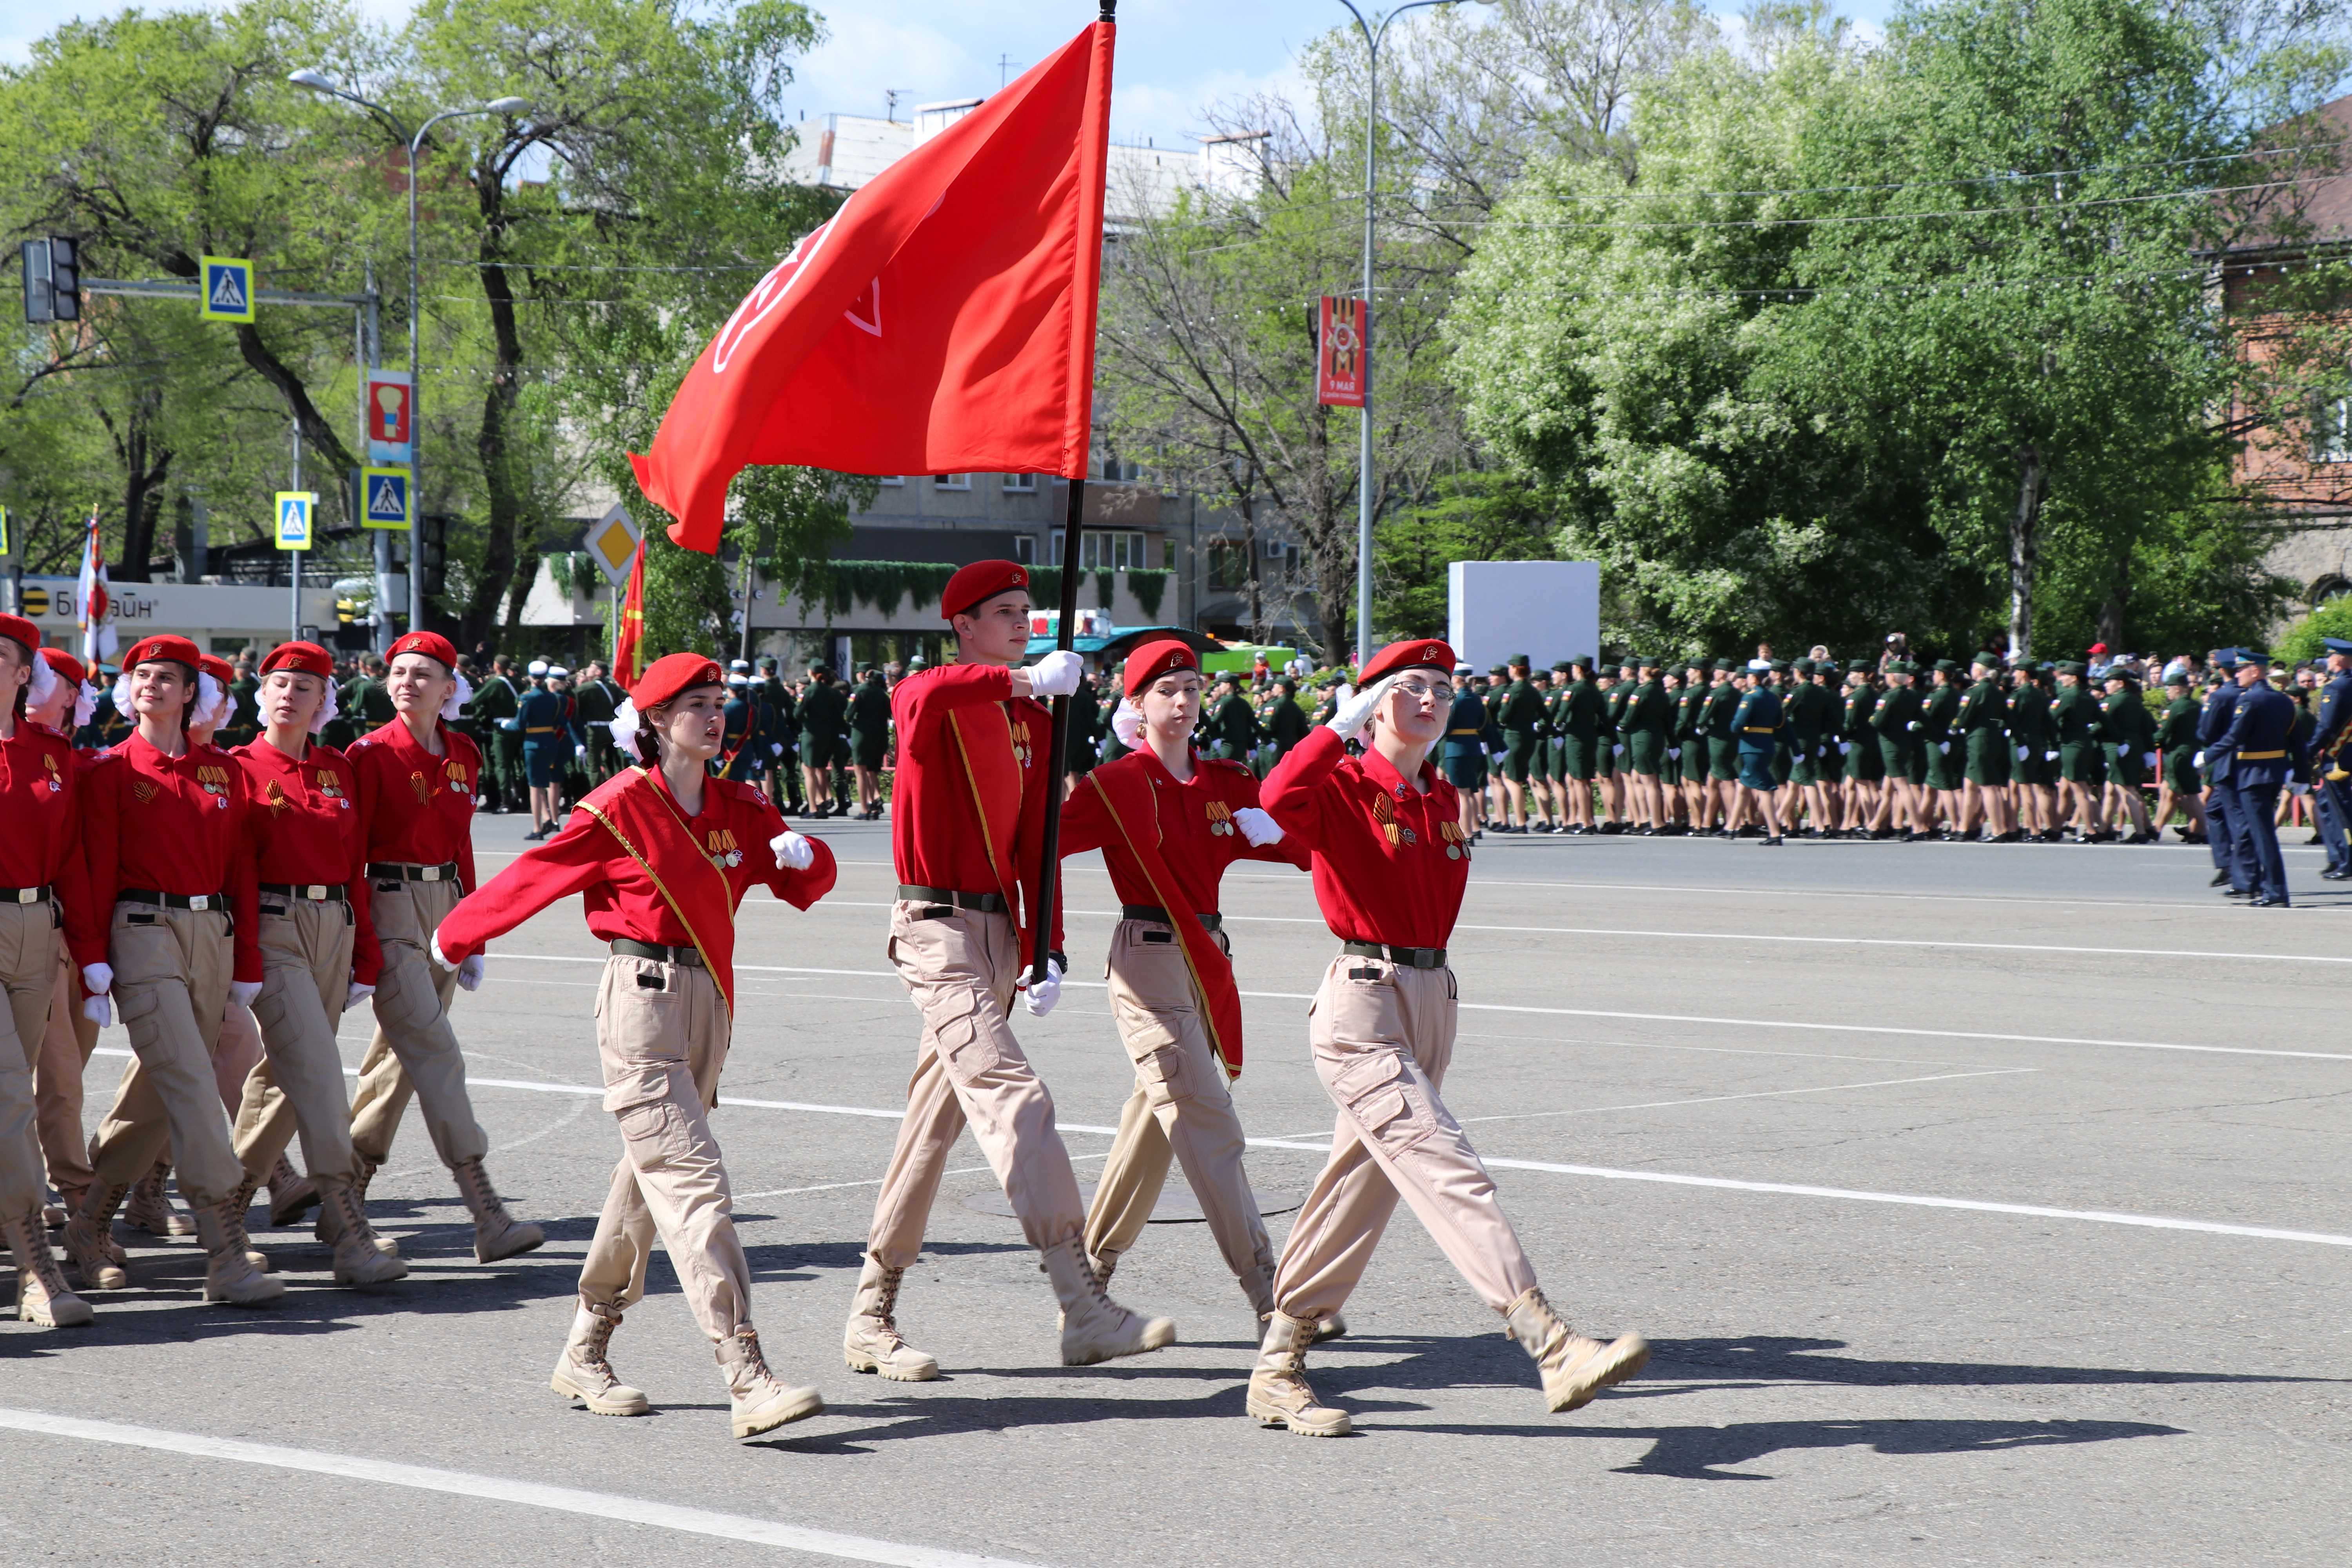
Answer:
[{"left": 1409, "top": 1415, "right": 2184, "bottom": 1479}]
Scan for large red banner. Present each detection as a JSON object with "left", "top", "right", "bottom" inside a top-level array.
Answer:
[{"left": 1317, "top": 295, "right": 1366, "bottom": 408}]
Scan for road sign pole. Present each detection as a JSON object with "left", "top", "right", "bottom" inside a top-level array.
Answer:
[{"left": 290, "top": 421, "right": 303, "bottom": 643}]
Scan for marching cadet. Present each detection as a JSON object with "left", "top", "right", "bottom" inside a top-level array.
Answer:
[
  {"left": 434, "top": 651, "right": 838, "bottom": 1440},
  {"left": 1599, "top": 657, "right": 1637, "bottom": 831},
  {"left": 796, "top": 662, "right": 846, "bottom": 818},
  {"left": 1249, "top": 638, "right": 1648, "bottom": 1436},
  {"left": 848, "top": 664, "right": 892, "bottom": 818},
  {"left": 65, "top": 635, "right": 279, "bottom": 1305},
  {"left": 1554, "top": 656, "right": 1599, "bottom": 835},
  {"left": 1672, "top": 659, "right": 1709, "bottom": 832},
  {"left": 1722, "top": 660, "right": 1786, "bottom": 844},
  {"left": 848, "top": 561, "right": 1176, "bottom": 1376},
  {"left": 1784, "top": 658, "right": 1827, "bottom": 834},
  {"left": 1494, "top": 655, "right": 1545, "bottom": 834},
  {"left": 339, "top": 631, "right": 543, "bottom": 1263},
  {"left": 0, "top": 615, "right": 94, "bottom": 1326},
  {"left": 2198, "top": 650, "right": 2249, "bottom": 889},
  {"left": 2210, "top": 650, "right": 2308, "bottom": 906},
  {"left": 1700, "top": 659, "right": 1740, "bottom": 832},
  {"left": 29, "top": 648, "right": 102, "bottom": 1225},
  {"left": 755, "top": 656, "right": 803, "bottom": 815},
  {"left": 1957, "top": 654, "right": 2016, "bottom": 842},
  {"left": 469, "top": 654, "right": 525, "bottom": 814},
  {"left": 1442, "top": 668, "right": 1488, "bottom": 843},
  {"left": 1055, "top": 639, "right": 1310, "bottom": 1328},
  {"left": 1621, "top": 657, "right": 1671, "bottom": 835},
  {"left": 2051, "top": 661, "right": 2107, "bottom": 841},
  {"left": 1838, "top": 660, "right": 1882, "bottom": 835},
  {"left": 717, "top": 672, "right": 766, "bottom": 788},
  {"left": 218, "top": 641, "right": 407, "bottom": 1287},
  {"left": 573, "top": 661, "right": 624, "bottom": 784},
  {"left": 2101, "top": 669, "right": 2158, "bottom": 844},
  {"left": 2008, "top": 659, "right": 2058, "bottom": 841},
  {"left": 2310, "top": 640, "right": 2352, "bottom": 878},
  {"left": 1920, "top": 661, "right": 1963, "bottom": 835},
  {"left": 2154, "top": 668, "right": 2206, "bottom": 846},
  {"left": 220, "top": 652, "right": 262, "bottom": 750},
  {"left": 1263, "top": 677, "right": 1312, "bottom": 775},
  {"left": 1205, "top": 674, "right": 1259, "bottom": 766},
  {"left": 1868, "top": 661, "right": 1922, "bottom": 839},
  {"left": 517, "top": 664, "right": 578, "bottom": 840}
]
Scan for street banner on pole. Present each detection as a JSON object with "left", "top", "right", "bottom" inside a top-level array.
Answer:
[
  {"left": 631, "top": 13, "right": 1117, "bottom": 554},
  {"left": 366, "top": 369, "right": 414, "bottom": 463},
  {"left": 274, "top": 491, "right": 316, "bottom": 549},
  {"left": 1316, "top": 295, "right": 1367, "bottom": 408},
  {"left": 200, "top": 256, "right": 256, "bottom": 323},
  {"left": 75, "top": 510, "right": 113, "bottom": 664},
  {"left": 361, "top": 466, "right": 412, "bottom": 530},
  {"left": 586, "top": 502, "right": 643, "bottom": 587}
]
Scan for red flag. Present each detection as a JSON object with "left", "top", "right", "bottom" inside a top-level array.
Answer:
[
  {"left": 612, "top": 541, "right": 646, "bottom": 689},
  {"left": 630, "top": 15, "right": 1116, "bottom": 553}
]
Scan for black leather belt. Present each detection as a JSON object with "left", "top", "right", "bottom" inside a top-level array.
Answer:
[
  {"left": 897, "top": 884, "right": 1007, "bottom": 914},
  {"left": 120, "top": 889, "right": 226, "bottom": 912},
  {"left": 368, "top": 862, "right": 461, "bottom": 883},
  {"left": 1121, "top": 903, "right": 1222, "bottom": 933},
  {"left": 261, "top": 882, "right": 348, "bottom": 902},
  {"left": 612, "top": 938, "right": 703, "bottom": 968},
  {"left": 0, "top": 885, "right": 54, "bottom": 906},
  {"left": 1343, "top": 941, "right": 1448, "bottom": 969}
]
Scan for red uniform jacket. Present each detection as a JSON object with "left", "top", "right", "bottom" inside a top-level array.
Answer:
[
  {"left": 0, "top": 718, "right": 93, "bottom": 938},
  {"left": 1260, "top": 728, "right": 1469, "bottom": 951},
  {"left": 234, "top": 738, "right": 382, "bottom": 986},
  {"left": 889, "top": 663, "right": 1062, "bottom": 955},
  {"left": 434, "top": 768, "right": 836, "bottom": 1014},
  {"left": 73, "top": 732, "right": 263, "bottom": 981}
]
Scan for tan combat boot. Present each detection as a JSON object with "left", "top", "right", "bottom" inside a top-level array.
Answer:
[
  {"left": 453, "top": 1157, "right": 544, "bottom": 1263},
  {"left": 715, "top": 1328, "right": 824, "bottom": 1440},
  {"left": 318, "top": 1180, "right": 407, "bottom": 1289},
  {"left": 1246, "top": 1312, "right": 1350, "bottom": 1436},
  {"left": 223, "top": 1171, "right": 272, "bottom": 1272},
  {"left": 550, "top": 1303, "right": 650, "bottom": 1416},
  {"left": 266, "top": 1156, "right": 320, "bottom": 1228},
  {"left": 124, "top": 1161, "right": 194, "bottom": 1238},
  {"left": 60, "top": 1181, "right": 130, "bottom": 1290},
  {"left": 5, "top": 1207, "right": 93, "bottom": 1328},
  {"left": 842, "top": 1256, "right": 938, "bottom": 1381},
  {"left": 1504, "top": 1287, "right": 1648, "bottom": 1414},
  {"left": 194, "top": 1200, "right": 286, "bottom": 1307},
  {"left": 316, "top": 1155, "right": 397, "bottom": 1258},
  {"left": 1042, "top": 1237, "right": 1176, "bottom": 1367}
]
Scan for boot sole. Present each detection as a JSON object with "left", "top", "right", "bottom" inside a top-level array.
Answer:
[
  {"left": 843, "top": 1347, "right": 939, "bottom": 1381},
  {"left": 733, "top": 1387, "right": 825, "bottom": 1439},
  {"left": 334, "top": 1260, "right": 410, "bottom": 1289},
  {"left": 1061, "top": 1318, "right": 1176, "bottom": 1367},
  {"left": 1548, "top": 1336, "right": 1650, "bottom": 1414},
  {"left": 475, "top": 1226, "right": 546, "bottom": 1265},
  {"left": 550, "top": 1372, "right": 651, "bottom": 1417},
  {"left": 203, "top": 1283, "right": 287, "bottom": 1307},
  {"left": 18, "top": 1298, "right": 94, "bottom": 1328},
  {"left": 1245, "top": 1395, "right": 1351, "bottom": 1436}
]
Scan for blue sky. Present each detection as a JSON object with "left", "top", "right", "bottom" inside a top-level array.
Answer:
[{"left": 0, "top": 0, "right": 1904, "bottom": 150}]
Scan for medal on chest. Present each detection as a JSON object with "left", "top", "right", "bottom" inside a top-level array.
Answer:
[
  {"left": 1010, "top": 719, "right": 1033, "bottom": 771},
  {"left": 446, "top": 759, "right": 472, "bottom": 796},
  {"left": 1205, "top": 799, "right": 1235, "bottom": 837},
  {"left": 42, "top": 754, "right": 61, "bottom": 794},
  {"left": 197, "top": 762, "right": 232, "bottom": 808},
  {"left": 1440, "top": 820, "right": 1470, "bottom": 860},
  {"left": 706, "top": 827, "right": 744, "bottom": 869},
  {"left": 1372, "top": 789, "right": 1416, "bottom": 848}
]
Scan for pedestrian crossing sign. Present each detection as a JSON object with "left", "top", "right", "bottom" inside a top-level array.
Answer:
[
  {"left": 361, "top": 465, "right": 412, "bottom": 530},
  {"left": 199, "top": 256, "right": 256, "bottom": 323},
  {"left": 274, "top": 491, "right": 316, "bottom": 551}
]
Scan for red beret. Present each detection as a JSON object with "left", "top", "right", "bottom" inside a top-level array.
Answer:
[
  {"left": 0, "top": 613, "right": 36, "bottom": 657},
  {"left": 1360, "top": 638, "right": 1457, "bottom": 685},
  {"left": 941, "top": 560, "right": 1030, "bottom": 621},
  {"left": 123, "top": 634, "right": 202, "bottom": 674},
  {"left": 200, "top": 654, "right": 235, "bottom": 687},
  {"left": 261, "top": 641, "right": 336, "bottom": 680},
  {"left": 632, "top": 651, "right": 724, "bottom": 713},
  {"left": 38, "top": 648, "right": 83, "bottom": 685},
  {"left": 387, "top": 631, "right": 458, "bottom": 672},
  {"left": 1122, "top": 639, "right": 1200, "bottom": 698}
]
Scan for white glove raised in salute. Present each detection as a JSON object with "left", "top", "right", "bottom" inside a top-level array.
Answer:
[
  {"left": 1325, "top": 678, "right": 1394, "bottom": 745},
  {"left": 1232, "top": 806, "right": 1284, "bottom": 846},
  {"left": 1026, "top": 650, "right": 1084, "bottom": 700},
  {"left": 771, "top": 829, "right": 814, "bottom": 871}
]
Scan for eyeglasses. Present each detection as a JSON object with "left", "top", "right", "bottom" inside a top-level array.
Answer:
[{"left": 1388, "top": 679, "right": 1448, "bottom": 702}]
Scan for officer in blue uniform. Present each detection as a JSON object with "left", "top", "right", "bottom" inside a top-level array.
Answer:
[
  {"left": 1724, "top": 659, "right": 1786, "bottom": 845},
  {"left": 2309, "top": 639, "right": 2352, "bottom": 880},
  {"left": 1442, "top": 666, "right": 1490, "bottom": 843},
  {"left": 2196, "top": 650, "right": 2248, "bottom": 894},
  {"left": 718, "top": 672, "right": 767, "bottom": 785},
  {"left": 2210, "top": 649, "right": 2310, "bottom": 907},
  {"left": 516, "top": 667, "right": 579, "bottom": 841}
]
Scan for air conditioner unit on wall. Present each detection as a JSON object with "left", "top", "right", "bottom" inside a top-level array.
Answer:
[{"left": 1263, "top": 539, "right": 1291, "bottom": 561}]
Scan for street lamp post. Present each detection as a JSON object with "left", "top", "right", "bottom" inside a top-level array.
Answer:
[
  {"left": 288, "top": 71, "right": 533, "bottom": 640},
  {"left": 1330, "top": 0, "right": 1485, "bottom": 667}
]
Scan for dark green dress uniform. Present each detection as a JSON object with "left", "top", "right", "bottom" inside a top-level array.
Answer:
[
  {"left": 574, "top": 674, "right": 623, "bottom": 783},
  {"left": 1958, "top": 668, "right": 2011, "bottom": 786},
  {"left": 2156, "top": 688, "right": 2201, "bottom": 795},
  {"left": 1768, "top": 665, "right": 1796, "bottom": 785},
  {"left": 1441, "top": 687, "right": 1488, "bottom": 788},
  {"left": 798, "top": 674, "right": 847, "bottom": 771},
  {"left": 1622, "top": 671, "right": 1670, "bottom": 776},
  {"left": 1872, "top": 665, "right": 1922, "bottom": 781},
  {"left": 470, "top": 670, "right": 524, "bottom": 809},
  {"left": 1786, "top": 660, "right": 1822, "bottom": 787},
  {"left": 2007, "top": 668, "right": 2054, "bottom": 786},
  {"left": 1701, "top": 668, "right": 1739, "bottom": 782},
  {"left": 1099, "top": 686, "right": 1133, "bottom": 766},
  {"left": 1601, "top": 671, "right": 1639, "bottom": 779},
  {"left": 1557, "top": 673, "right": 1600, "bottom": 780},
  {"left": 2053, "top": 667, "right": 2103, "bottom": 783},
  {"left": 90, "top": 686, "right": 134, "bottom": 750},
  {"left": 1263, "top": 688, "right": 1310, "bottom": 769},
  {"left": 1496, "top": 669, "right": 1544, "bottom": 783},
  {"left": 1205, "top": 688, "right": 1259, "bottom": 765},
  {"left": 2103, "top": 682, "right": 2153, "bottom": 791},
  {"left": 1920, "top": 666, "right": 1962, "bottom": 792},
  {"left": 221, "top": 672, "right": 262, "bottom": 749},
  {"left": 848, "top": 673, "right": 892, "bottom": 770},
  {"left": 1674, "top": 664, "right": 1709, "bottom": 786},
  {"left": 1841, "top": 665, "right": 1883, "bottom": 781},
  {"left": 1064, "top": 677, "right": 1105, "bottom": 776}
]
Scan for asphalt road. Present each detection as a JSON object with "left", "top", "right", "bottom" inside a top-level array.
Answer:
[{"left": 7, "top": 811, "right": 2350, "bottom": 1566}]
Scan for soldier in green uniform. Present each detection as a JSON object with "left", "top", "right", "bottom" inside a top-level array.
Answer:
[
  {"left": 1868, "top": 661, "right": 1923, "bottom": 839},
  {"left": 2154, "top": 669, "right": 2205, "bottom": 842},
  {"left": 1205, "top": 674, "right": 1259, "bottom": 764},
  {"left": 2006, "top": 659, "right": 2056, "bottom": 840},
  {"left": 717, "top": 671, "right": 768, "bottom": 786},
  {"left": 1670, "top": 659, "right": 1708, "bottom": 833},
  {"left": 1700, "top": 659, "right": 1740, "bottom": 833},
  {"left": 1783, "top": 658, "right": 1824, "bottom": 835},
  {"left": 1552, "top": 657, "right": 1597, "bottom": 834},
  {"left": 1919, "top": 660, "right": 1963, "bottom": 836},
  {"left": 1838, "top": 661, "right": 1882, "bottom": 836},
  {"left": 2100, "top": 668, "right": 2156, "bottom": 843},
  {"left": 572, "top": 659, "right": 623, "bottom": 784},
  {"left": 1594, "top": 657, "right": 1635, "bottom": 833},
  {"left": 220, "top": 652, "right": 262, "bottom": 749},
  {"left": 1065, "top": 667, "right": 1107, "bottom": 783},
  {"left": 2051, "top": 660, "right": 2106, "bottom": 840},
  {"left": 1955, "top": 653, "right": 2015, "bottom": 840},
  {"left": 1620, "top": 657, "right": 1671, "bottom": 834},
  {"left": 1494, "top": 655, "right": 1546, "bottom": 833},
  {"left": 469, "top": 655, "right": 526, "bottom": 813},
  {"left": 848, "top": 665, "right": 892, "bottom": 818},
  {"left": 797, "top": 662, "right": 847, "bottom": 818},
  {"left": 753, "top": 656, "right": 801, "bottom": 813},
  {"left": 1263, "top": 677, "right": 1311, "bottom": 773},
  {"left": 343, "top": 653, "right": 395, "bottom": 751}
]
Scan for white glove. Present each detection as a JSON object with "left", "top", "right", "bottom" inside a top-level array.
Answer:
[
  {"left": 228, "top": 980, "right": 263, "bottom": 1009},
  {"left": 346, "top": 981, "right": 376, "bottom": 1009},
  {"left": 2193, "top": 750, "right": 2206, "bottom": 768},
  {"left": 456, "top": 953, "right": 485, "bottom": 992},
  {"left": 1907, "top": 720, "right": 1922, "bottom": 732},
  {"left": 2143, "top": 751, "right": 2158, "bottom": 770},
  {"left": 771, "top": 742, "right": 784, "bottom": 757},
  {"left": 1232, "top": 806, "right": 1283, "bottom": 846},
  {"left": 1666, "top": 747, "right": 1680, "bottom": 760},
  {"left": 771, "top": 829, "right": 814, "bottom": 871},
  {"left": 431, "top": 934, "right": 456, "bottom": 972},
  {"left": 1112, "top": 699, "right": 1144, "bottom": 749},
  {"left": 1027, "top": 650, "right": 1084, "bottom": 700},
  {"left": 2116, "top": 742, "right": 2129, "bottom": 757},
  {"left": 1325, "top": 676, "right": 1393, "bottom": 744},
  {"left": 1611, "top": 744, "right": 1624, "bottom": 757},
  {"left": 1938, "top": 740, "right": 1950, "bottom": 754},
  {"left": 1838, "top": 741, "right": 1851, "bottom": 755},
  {"left": 576, "top": 742, "right": 589, "bottom": 763},
  {"left": 81, "top": 962, "right": 113, "bottom": 996},
  {"left": 1019, "top": 955, "right": 1064, "bottom": 1018},
  {"left": 2018, "top": 745, "right": 2031, "bottom": 761},
  {"left": 2044, "top": 750, "right": 2058, "bottom": 761},
  {"left": 82, "top": 994, "right": 111, "bottom": 1027}
]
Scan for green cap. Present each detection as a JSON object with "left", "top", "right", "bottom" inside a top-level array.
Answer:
[
  {"left": 1847, "top": 659, "right": 1872, "bottom": 673},
  {"left": 1551, "top": 659, "right": 1573, "bottom": 672},
  {"left": 1768, "top": 659, "right": 1789, "bottom": 671},
  {"left": 1713, "top": 657, "right": 1736, "bottom": 671},
  {"left": 1793, "top": 657, "right": 1816, "bottom": 674},
  {"left": 1887, "top": 660, "right": 1915, "bottom": 675},
  {"left": 1933, "top": 658, "right": 1959, "bottom": 672},
  {"left": 1510, "top": 653, "right": 1531, "bottom": 667},
  {"left": 2056, "top": 659, "right": 2087, "bottom": 675}
]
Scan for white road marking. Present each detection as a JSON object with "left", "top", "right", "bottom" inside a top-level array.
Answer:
[
  {"left": 1454, "top": 1067, "right": 2038, "bottom": 1124},
  {"left": 484, "top": 953, "right": 2352, "bottom": 1062},
  {"left": 0, "top": 1408, "right": 1042, "bottom": 1566}
]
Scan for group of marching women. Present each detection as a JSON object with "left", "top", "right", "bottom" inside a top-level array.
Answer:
[{"left": 0, "top": 564, "right": 1646, "bottom": 1442}]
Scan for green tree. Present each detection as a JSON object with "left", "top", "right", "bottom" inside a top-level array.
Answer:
[{"left": 1372, "top": 471, "right": 1555, "bottom": 637}]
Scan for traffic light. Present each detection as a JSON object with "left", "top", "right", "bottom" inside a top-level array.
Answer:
[{"left": 21, "top": 238, "right": 78, "bottom": 324}]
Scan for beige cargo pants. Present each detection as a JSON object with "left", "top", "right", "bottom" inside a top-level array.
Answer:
[
  {"left": 1270, "top": 955, "right": 1537, "bottom": 1322},
  {"left": 88, "top": 903, "right": 243, "bottom": 1208},
  {"left": 36, "top": 949, "right": 97, "bottom": 1201},
  {"left": 229, "top": 897, "right": 363, "bottom": 1185},
  {"left": 343, "top": 877, "right": 488, "bottom": 1171},
  {"left": 864, "top": 901, "right": 1084, "bottom": 1268},
  {"left": 1086, "top": 917, "right": 1274, "bottom": 1310},
  {"left": 0, "top": 901, "right": 60, "bottom": 1218},
  {"left": 577, "top": 953, "right": 753, "bottom": 1343}
]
